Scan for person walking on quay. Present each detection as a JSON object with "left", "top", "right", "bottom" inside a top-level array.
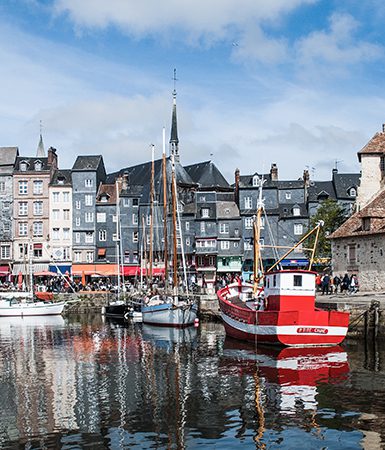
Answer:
[
  {"left": 315, "top": 273, "right": 322, "bottom": 292},
  {"left": 321, "top": 273, "right": 330, "bottom": 295},
  {"left": 333, "top": 274, "right": 341, "bottom": 294},
  {"left": 349, "top": 274, "right": 359, "bottom": 294},
  {"left": 341, "top": 273, "right": 350, "bottom": 294}
]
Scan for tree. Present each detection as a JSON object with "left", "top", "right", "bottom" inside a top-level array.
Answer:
[{"left": 305, "top": 199, "right": 346, "bottom": 260}]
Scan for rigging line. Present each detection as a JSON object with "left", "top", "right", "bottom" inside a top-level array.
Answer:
[{"left": 264, "top": 210, "right": 281, "bottom": 266}]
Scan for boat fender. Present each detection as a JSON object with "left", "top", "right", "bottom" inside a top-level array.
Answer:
[
  {"left": 124, "top": 312, "right": 130, "bottom": 320},
  {"left": 101, "top": 307, "right": 106, "bottom": 315}
]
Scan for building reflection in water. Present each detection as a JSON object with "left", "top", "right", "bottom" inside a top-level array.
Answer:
[{"left": 0, "top": 317, "right": 380, "bottom": 449}]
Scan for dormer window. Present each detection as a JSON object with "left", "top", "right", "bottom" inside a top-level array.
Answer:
[
  {"left": 252, "top": 176, "right": 259, "bottom": 187},
  {"left": 20, "top": 161, "right": 28, "bottom": 171},
  {"left": 100, "top": 195, "right": 109, "bottom": 203},
  {"left": 363, "top": 217, "right": 371, "bottom": 231},
  {"left": 34, "top": 160, "right": 42, "bottom": 171},
  {"left": 293, "top": 206, "right": 301, "bottom": 216},
  {"left": 57, "top": 176, "right": 65, "bottom": 185},
  {"left": 202, "top": 208, "right": 210, "bottom": 218},
  {"left": 349, "top": 187, "right": 357, "bottom": 197},
  {"left": 285, "top": 192, "right": 291, "bottom": 200}
]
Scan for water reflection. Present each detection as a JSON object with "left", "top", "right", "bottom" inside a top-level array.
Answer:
[{"left": 0, "top": 316, "right": 383, "bottom": 449}]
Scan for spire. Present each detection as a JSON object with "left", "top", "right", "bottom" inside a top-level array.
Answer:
[
  {"left": 170, "top": 68, "right": 179, "bottom": 162},
  {"left": 36, "top": 120, "right": 45, "bottom": 157}
]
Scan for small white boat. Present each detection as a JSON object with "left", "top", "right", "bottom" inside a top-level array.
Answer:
[
  {"left": 141, "top": 295, "right": 198, "bottom": 327},
  {"left": 0, "top": 299, "right": 65, "bottom": 317}
]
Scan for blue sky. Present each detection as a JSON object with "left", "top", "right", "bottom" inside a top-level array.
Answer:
[{"left": 1, "top": 0, "right": 385, "bottom": 182}]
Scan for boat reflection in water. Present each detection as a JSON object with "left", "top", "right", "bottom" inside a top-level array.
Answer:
[{"left": 142, "top": 323, "right": 198, "bottom": 351}]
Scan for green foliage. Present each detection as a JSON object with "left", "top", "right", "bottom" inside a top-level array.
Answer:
[{"left": 306, "top": 199, "right": 347, "bottom": 259}]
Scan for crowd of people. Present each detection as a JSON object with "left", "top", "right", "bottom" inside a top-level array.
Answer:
[{"left": 315, "top": 273, "right": 359, "bottom": 295}]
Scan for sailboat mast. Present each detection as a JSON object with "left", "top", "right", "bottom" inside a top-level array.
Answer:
[
  {"left": 149, "top": 145, "right": 155, "bottom": 284},
  {"left": 253, "top": 177, "right": 264, "bottom": 292},
  {"left": 162, "top": 128, "right": 169, "bottom": 286},
  {"left": 115, "top": 180, "right": 121, "bottom": 297},
  {"left": 171, "top": 155, "right": 178, "bottom": 288}
]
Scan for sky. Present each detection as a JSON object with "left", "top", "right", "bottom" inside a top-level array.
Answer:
[{"left": 1, "top": 1, "right": 385, "bottom": 183}]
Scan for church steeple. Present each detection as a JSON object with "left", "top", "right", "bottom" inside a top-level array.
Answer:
[
  {"left": 170, "top": 69, "right": 179, "bottom": 162},
  {"left": 36, "top": 120, "right": 45, "bottom": 157}
]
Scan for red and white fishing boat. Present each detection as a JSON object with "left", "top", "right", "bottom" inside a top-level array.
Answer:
[{"left": 217, "top": 177, "right": 349, "bottom": 347}]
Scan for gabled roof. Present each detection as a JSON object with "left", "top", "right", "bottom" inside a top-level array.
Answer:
[
  {"left": 357, "top": 131, "right": 385, "bottom": 161},
  {"left": 329, "top": 189, "right": 385, "bottom": 239},
  {"left": 0, "top": 147, "right": 18, "bottom": 166},
  {"left": 216, "top": 201, "right": 240, "bottom": 219},
  {"left": 50, "top": 169, "right": 72, "bottom": 186},
  {"left": 184, "top": 161, "right": 231, "bottom": 190},
  {"left": 14, "top": 156, "right": 50, "bottom": 172},
  {"left": 72, "top": 155, "right": 104, "bottom": 171},
  {"left": 96, "top": 184, "right": 117, "bottom": 204}
]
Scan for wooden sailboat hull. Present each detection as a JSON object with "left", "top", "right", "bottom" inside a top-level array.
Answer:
[
  {"left": 0, "top": 300, "right": 65, "bottom": 317},
  {"left": 218, "top": 282, "right": 349, "bottom": 347},
  {"left": 142, "top": 301, "right": 198, "bottom": 327}
]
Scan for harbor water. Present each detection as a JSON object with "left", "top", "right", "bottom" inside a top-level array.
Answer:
[{"left": 0, "top": 315, "right": 384, "bottom": 449}]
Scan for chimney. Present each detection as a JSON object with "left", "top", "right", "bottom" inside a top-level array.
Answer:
[
  {"left": 234, "top": 168, "right": 240, "bottom": 206},
  {"left": 382, "top": 124, "right": 385, "bottom": 133},
  {"left": 303, "top": 169, "right": 310, "bottom": 186},
  {"left": 270, "top": 163, "right": 278, "bottom": 181},
  {"left": 48, "top": 147, "right": 58, "bottom": 171},
  {"left": 122, "top": 171, "right": 129, "bottom": 190}
]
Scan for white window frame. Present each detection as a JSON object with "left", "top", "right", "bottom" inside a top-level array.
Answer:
[
  {"left": 33, "top": 180, "right": 43, "bottom": 195},
  {"left": 221, "top": 241, "right": 230, "bottom": 250},
  {"left": 244, "top": 197, "right": 252, "bottom": 209},
  {"left": 85, "top": 179, "right": 93, "bottom": 188},
  {"left": 85, "top": 212, "right": 94, "bottom": 223},
  {"left": 85, "top": 194, "right": 93, "bottom": 206},
  {"left": 18, "top": 181, "right": 28, "bottom": 195},
  {"left": 18, "top": 202, "right": 28, "bottom": 216},
  {"left": 97, "top": 213, "right": 106, "bottom": 223},
  {"left": 33, "top": 201, "right": 43, "bottom": 216},
  {"left": 201, "top": 208, "right": 210, "bottom": 218},
  {"left": 99, "top": 230, "right": 107, "bottom": 241},
  {"left": 33, "top": 221, "right": 43, "bottom": 237},
  {"left": 219, "top": 223, "right": 229, "bottom": 234},
  {"left": 85, "top": 232, "right": 94, "bottom": 243},
  {"left": 294, "top": 223, "right": 303, "bottom": 235},
  {"left": 63, "top": 191, "right": 70, "bottom": 202}
]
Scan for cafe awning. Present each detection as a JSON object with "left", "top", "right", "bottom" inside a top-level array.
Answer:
[
  {"left": 72, "top": 264, "right": 119, "bottom": 276},
  {"left": 0, "top": 265, "right": 10, "bottom": 275}
]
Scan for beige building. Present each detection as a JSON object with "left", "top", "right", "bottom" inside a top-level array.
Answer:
[
  {"left": 49, "top": 169, "right": 72, "bottom": 274},
  {"left": 12, "top": 146, "right": 58, "bottom": 275},
  {"left": 330, "top": 125, "right": 385, "bottom": 291}
]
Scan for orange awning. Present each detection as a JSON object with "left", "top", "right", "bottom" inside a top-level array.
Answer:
[
  {"left": 98, "top": 248, "right": 106, "bottom": 256},
  {"left": 72, "top": 264, "right": 119, "bottom": 276}
]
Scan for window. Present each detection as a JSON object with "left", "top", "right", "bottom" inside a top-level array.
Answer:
[
  {"left": 85, "top": 194, "right": 93, "bottom": 206},
  {"left": 63, "top": 191, "right": 70, "bottom": 202},
  {"left": 74, "top": 251, "right": 81, "bottom": 262},
  {"left": 200, "top": 222, "right": 205, "bottom": 233},
  {"left": 132, "top": 214, "right": 138, "bottom": 225},
  {"left": 86, "top": 251, "right": 94, "bottom": 262},
  {"left": 85, "top": 232, "right": 94, "bottom": 243},
  {"left": 63, "top": 247, "right": 70, "bottom": 260},
  {"left": 19, "top": 243, "right": 28, "bottom": 258},
  {"left": 234, "top": 241, "right": 239, "bottom": 248},
  {"left": 33, "top": 201, "right": 43, "bottom": 216},
  {"left": 19, "top": 181, "right": 28, "bottom": 195},
  {"left": 294, "top": 223, "right": 303, "bottom": 235},
  {"left": 19, "top": 222, "right": 28, "bottom": 236},
  {"left": 63, "top": 209, "right": 70, "bottom": 220},
  {"left": 285, "top": 192, "right": 292, "bottom": 200},
  {"left": 75, "top": 217, "right": 80, "bottom": 226},
  {"left": 349, "top": 188, "right": 357, "bottom": 197},
  {"left": 186, "top": 221, "right": 190, "bottom": 231},
  {"left": 124, "top": 251, "right": 130, "bottom": 263},
  {"left": 34, "top": 160, "right": 42, "bottom": 171},
  {"left": 99, "top": 230, "right": 107, "bottom": 241},
  {"left": 63, "top": 228, "right": 70, "bottom": 240},
  {"left": 244, "top": 197, "right": 252, "bottom": 209},
  {"left": 348, "top": 244, "right": 356, "bottom": 264},
  {"left": 146, "top": 215, "right": 151, "bottom": 225},
  {"left": 245, "top": 217, "right": 253, "bottom": 229},
  {"left": 273, "top": 275, "right": 277, "bottom": 287},
  {"left": 209, "top": 256, "right": 215, "bottom": 266},
  {"left": 75, "top": 232, "right": 81, "bottom": 243},
  {"left": 177, "top": 237, "right": 181, "bottom": 248},
  {"left": 3, "top": 222, "right": 10, "bottom": 232},
  {"left": 219, "top": 223, "right": 229, "bottom": 234},
  {"left": 0, "top": 245, "right": 10, "bottom": 259},
  {"left": 381, "top": 156, "right": 385, "bottom": 173},
  {"left": 221, "top": 241, "right": 230, "bottom": 250},
  {"left": 52, "top": 209, "right": 60, "bottom": 220},
  {"left": 293, "top": 207, "right": 300, "bottom": 216},
  {"left": 33, "top": 180, "right": 43, "bottom": 195},
  {"left": 52, "top": 228, "right": 59, "bottom": 240},
  {"left": 177, "top": 203, "right": 183, "bottom": 213},
  {"left": 0, "top": 182, "right": 5, "bottom": 192},
  {"left": 18, "top": 202, "right": 28, "bottom": 216},
  {"left": 294, "top": 275, "right": 302, "bottom": 287},
  {"left": 33, "top": 245, "right": 42, "bottom": 258},
  {"left": 52, "top": 192, "right": 60, "bottom": 203},
  {"left": 260, "top": 217, "right": 265, "bottom": 229},
  {"left": 85, "top": 212, "right": 94, "bottom": 223},
  {"left": 33, "top": 221, "right": 43, "bottom": 237},
  {"left": 132, "top": 231, "right": 138, "bottom": 243},
  {"left": 252, "top": 176, "right": 259, "bottom": 187},
  {"left": 244, "top": 241, "right": 252, "bottom": 251},
  {"left": 75, "top": 200, "right": 81, "bottom": 209},
  {"left": 132, "top": 198, "right": 139, "bottom": 207},
  {"left": 201, "top": 208, "right": 210, "bottom": 218},
  {"left": 97, "top": 213, "right": 106, "bottom": 222},
  {"left": 85, "top": 179, "right": 93, "bottom": 188},
  {"left": 123, "top": 198, "right": 130, "bottom": 207},
  {"left": 20, "top": 161, "right": 28, "bottom": 171},
  {"left": 186, "top": 237, "right": 191, "bottom": 246},
  {"left": 2, "top": 201, "right": 9, "bottom": 210}
]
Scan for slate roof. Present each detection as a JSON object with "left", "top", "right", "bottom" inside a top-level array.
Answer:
[
  {"left": 307, "top": 181, "right": 336, "bottom": 203},
  {"left": 278, "top": 203, "right": 308, "bottom": 219},
  {"left": 332, "top": 172, "right": 360, "bottom": 200},
  {"left": 50, "top": 169, "right": 72, "bottom": 186},
  {"left": 329, "top": 189, "right": 385, "bottom": 239},
  {"left": 0, "top": 147, "right": 18, "bottom": 166},
  {"left": 184, "top": 161, "right": 231, "bottom": 190},
  {"left": 72, "top": 155, "right": 104, "bottom": 171},
  {"left": 216, "top": 201, "right": 240, "bottom": 219},
  {"left": 14, "top": 156, "right": 50, "bottom": 172},
  {"left": 357, "top": 131, "right": 385, "bottom": 161}
]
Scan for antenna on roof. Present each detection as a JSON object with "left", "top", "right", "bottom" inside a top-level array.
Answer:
[{"left": 334, "top": 159, "right": 343, "bottom": 171}]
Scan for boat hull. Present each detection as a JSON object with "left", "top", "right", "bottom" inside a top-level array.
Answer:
[
  {"left": 142, "top": 302, "right": 198, "bottom": 327},
  {"left": 104, "top": 301, "right": 127, "bottom": 318},
  {"left": 0, "top": 301, "right": 66, "bottom": 317}
]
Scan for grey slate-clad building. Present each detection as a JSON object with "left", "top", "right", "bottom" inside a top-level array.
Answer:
[
  {"left": 0, "top": 147, "right": 18, "bottom": 267},
  {"left": 72, "top": 155, "right": 106, "bottom": 265}
]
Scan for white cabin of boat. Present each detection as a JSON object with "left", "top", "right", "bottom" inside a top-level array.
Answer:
[{"left": 263, "top": 270, "right": 316, "bottom": 312}]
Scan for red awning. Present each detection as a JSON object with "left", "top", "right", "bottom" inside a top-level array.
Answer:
[
  {"left": 0, "top": 265, "right": 10, "bottom": 275},
  {"left": 122, "top": 266, "right": 165, "bottom": 276}
]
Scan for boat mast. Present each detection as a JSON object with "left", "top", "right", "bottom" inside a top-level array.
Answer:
[
  {"left": 162, "top": 128, "right": 169, "bottom": 287},
  {"left": 149, "top": 145, "right": 155, "bottom": 284},
  {"left": 115, "top": 179, "right": 121, "bottom": 298},
  {"left": 171, "top": 154, "right": 178, "bottom": 290},
  {"left": 253, "top": 176, "right": 264, "bottom": 293}
]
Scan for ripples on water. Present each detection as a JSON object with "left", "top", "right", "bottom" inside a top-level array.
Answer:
[{"left": 0, "top": 315, "right": 384, "bottom": 449}]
